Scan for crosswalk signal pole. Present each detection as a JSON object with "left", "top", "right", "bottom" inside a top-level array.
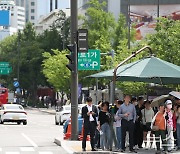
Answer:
[{"left": 69, "top": 0, "right": 78, "bottom": 140}]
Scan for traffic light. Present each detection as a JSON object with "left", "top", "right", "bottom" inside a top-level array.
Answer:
[{"left": 66, "top": 44, "right": 77, "bottom": 73}]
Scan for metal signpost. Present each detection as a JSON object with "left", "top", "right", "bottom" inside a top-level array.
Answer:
[{"left": 78, "top": 50, "right": 100, "bottom": 70}]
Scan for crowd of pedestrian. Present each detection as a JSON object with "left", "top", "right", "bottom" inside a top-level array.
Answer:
[{"left": 81, "top": 95, "right": 180, "bottom": 154}]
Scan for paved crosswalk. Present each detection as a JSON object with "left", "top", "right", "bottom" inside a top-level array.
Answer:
[{"left": 0, "top": 147, "right": 56, "bottom": 154}]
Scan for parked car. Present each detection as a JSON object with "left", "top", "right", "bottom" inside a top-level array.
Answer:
[
  {"left": 0, "top": 104, "right": 27, "bottom": 125},
  {"left": 55, "top": 105, "right": 71, "bottom": 125},
  {"left": 55, "top": 104, "right": 86, "bottom": 125}
]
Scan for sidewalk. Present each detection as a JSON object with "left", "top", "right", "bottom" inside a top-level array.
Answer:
[
  {"left": 54, "top": 138, "right": 117, "bottom": 154},
  {"left": 54, "top": 137, "right": 180, "bottom": 154},
  {"left": 27, "top": 106, "right": 56, "bottom": 115},
  {"left": 38, "top": 108, "right": 56, "bottom": 115}
]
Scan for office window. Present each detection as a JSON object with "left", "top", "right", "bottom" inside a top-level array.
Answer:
[
  {"left": 50, "top": 0, "right": 52, "bottom": 12},
  {"left": 55, "top": 0, "right": 58, "bottom": 9},
  {"left": 31, "top": 9, "right": 35, "bottom": 13},
  {"left": 31, "top": 2, "right": 35, "bottom": 6},
  {"left": 21, "top": 0, "right": 24, "bottom": 6},
  {"left": 31, "top": 16, "right": 35, "bottom": 20}
]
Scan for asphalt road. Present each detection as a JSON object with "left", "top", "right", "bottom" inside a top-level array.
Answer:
[{"left": 0, "top": 109, "right": 67, "bottom": 154}]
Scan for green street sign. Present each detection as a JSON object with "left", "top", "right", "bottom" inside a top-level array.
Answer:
[
  {"left": 78, "top": 49, "right": 100, "bottom": 70},
  {"left": 0, "top": 67, "right": 12, "bottom": 75},
  {"left": 0, "top": 62, "right": 10, "bottom": 68}
]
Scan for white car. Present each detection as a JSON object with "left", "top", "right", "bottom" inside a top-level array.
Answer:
[
  {"left": 55, "top": 105, "right": 71, "bottom": 125},
  {"left": 55, "top": 104, "right": 85, "bottom": 125},
  {"left": 0, "top": 104, "right": 27, "bottom": 125}
]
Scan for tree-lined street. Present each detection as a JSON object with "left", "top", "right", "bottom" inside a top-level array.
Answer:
[{"left": 0, "top": 109, "right": 67, "bottom": 154}]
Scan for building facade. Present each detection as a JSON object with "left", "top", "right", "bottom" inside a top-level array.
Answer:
[
  {"left": 24, "top": 0, "right": 61, "bottom": 25},
  {"left": 0, "top": 0, "right": 25, "bottom": 41}
]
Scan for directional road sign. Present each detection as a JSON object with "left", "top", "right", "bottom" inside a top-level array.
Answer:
[
  {"left": 0, "top": 62, "right": 10, "bottom": 68},
  {"left": 0, "top": 67, "right": 12, "bottom": 75},
  {"left": 78, "top": 49, "right": 100, "bottom": 70}
]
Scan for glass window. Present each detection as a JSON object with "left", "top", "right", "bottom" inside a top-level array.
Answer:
[
  {"left": 5, "top": 105, "right": 23, "bottom": 110},
  {"left": 31, "top": 16, "right": 35, "bottom": 20},
  {"left": 31, "top": 9, "right": 35, "bottom": 13},
  {"left": 65, "top": 107, "right": 71, "bottom": 110},
  {"left": 31, "top": 2, "right": 34, "bottom": 6}
]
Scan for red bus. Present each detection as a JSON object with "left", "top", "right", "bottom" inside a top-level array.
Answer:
[{"left": 0, "top": 88, "right": 8, "bottom": 106}]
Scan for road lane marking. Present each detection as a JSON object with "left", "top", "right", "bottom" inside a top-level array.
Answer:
[
  {"left": 0, "top": 148, "right": 2, "bottom": 151},
  {"left": 39, "top": 152, "right": 53, "bottom": 154},
  {"left": 21, "top": 133, "right": 38, "bottom": 148},
  {"left": 20, "top": 147, "right": 35, "bottom": 152},
  {"left": 6, "top": 152, "right": 20, "bottom": 154}
]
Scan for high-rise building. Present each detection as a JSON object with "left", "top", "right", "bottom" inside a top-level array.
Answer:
[
  {"left": 14, "top": 0, "right": 25, "bottom": 7},
  {"left": 24, "top": 0, "right": 61, "bottom": 25},
  {"left": 0, "top": 0, "right": 25, "bottom": 41}
]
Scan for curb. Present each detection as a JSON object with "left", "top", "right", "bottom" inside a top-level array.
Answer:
[
  {"left": 54, "top": 138, "right": 119, "bottom": 154},
  {"left": 54, "top": 138, "right": 74, "bottom": 154},
  {"left": 40, "top": 110, "right": 56, "bottom": 115}
]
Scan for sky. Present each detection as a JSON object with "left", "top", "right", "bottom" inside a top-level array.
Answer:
[{"left": 60, "top": 0, "right": 70, "bottom": 9}]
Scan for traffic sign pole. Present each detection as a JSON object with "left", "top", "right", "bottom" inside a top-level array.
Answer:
[{"left": 70, "top": 0, "right": 78, "bottom": 140}]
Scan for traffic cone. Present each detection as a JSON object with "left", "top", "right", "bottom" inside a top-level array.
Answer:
[
  {"left": 79, "top": 125, "right": 90, "bottom": 141},
  {"left": 64, "top": 121, "right": 71, "bottom": 140}
]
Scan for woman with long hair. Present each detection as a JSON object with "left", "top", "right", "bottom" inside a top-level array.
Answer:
[{"left": 98, "top": 101, "right": 112, "bottom": 151}]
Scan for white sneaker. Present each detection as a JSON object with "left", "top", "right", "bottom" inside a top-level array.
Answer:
[{"left": 134, "top": 145, "right": 139, "bottom": 150}]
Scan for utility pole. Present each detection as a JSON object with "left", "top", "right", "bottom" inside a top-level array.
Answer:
[
  {"left": 157, "top": 0, "right": 160, "bottom": 21},
  {"left": 66, "top": 0, "right": 78, "bottom": 140},
  {"left": 128, "top": 0, "right": 131, "bottom": 49},
  {"left": 17, "top": 30, "right": 20, "bottom": 82}
]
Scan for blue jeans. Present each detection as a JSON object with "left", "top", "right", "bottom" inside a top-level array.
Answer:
[
  {"left": 116, "top": 127, "right": 122, "bottom": 149},
  {"left": 100, "top": 123, "right": 112, "bottom": 150},
  {"left": 177, "top": 123, "right": 180, "bottom": 148}
]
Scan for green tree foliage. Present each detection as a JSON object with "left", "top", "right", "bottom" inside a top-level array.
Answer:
[
  {"left": 81, "top": 0, "right": 116, "bottom": 70},
  {"left": 37, "top": 10, "right": 70, "bottom": 52},
  {"left": 147, "top": 18, "right": 180, "bottom": 65},
  {"left": 42, "top": 50, "right": 70, "bottom": 93},
  {"left": 0, "top": 10, "right": 70, "bottom": 97},
  {"left": 0, "top": 23, "right": 46, "bottom": 98}
]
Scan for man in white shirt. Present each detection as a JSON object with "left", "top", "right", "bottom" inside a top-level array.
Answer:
[{"left": 82, "top": 97, "right": 98, "bottom": 151}]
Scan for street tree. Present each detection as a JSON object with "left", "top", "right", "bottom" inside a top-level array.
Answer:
[
  {"left": 147, "top": 17, "right": 180, "bottom": 65},
  {"left": 42, "top": 50, "right": 70, "bottom": 101},
  {"left": 42, "top": 50, "right": 70, "bottom": 94}
]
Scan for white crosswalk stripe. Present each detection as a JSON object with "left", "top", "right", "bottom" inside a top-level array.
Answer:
[
  {"left": 39, "top": 152, "right": 53, "bottom": 154},
  {"left": 20, "top": 147, "right": 35, "bottom": 152},
  {"left": 6, "top": 152, "right": 20, "bottom": 154}
]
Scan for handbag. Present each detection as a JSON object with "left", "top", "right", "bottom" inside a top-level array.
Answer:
[
  {"left": 144, "top": 109, "right": 151, "bottom": 131},
  {"left": 152, "top": 125, "right": 159, "bottom": 131}
]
